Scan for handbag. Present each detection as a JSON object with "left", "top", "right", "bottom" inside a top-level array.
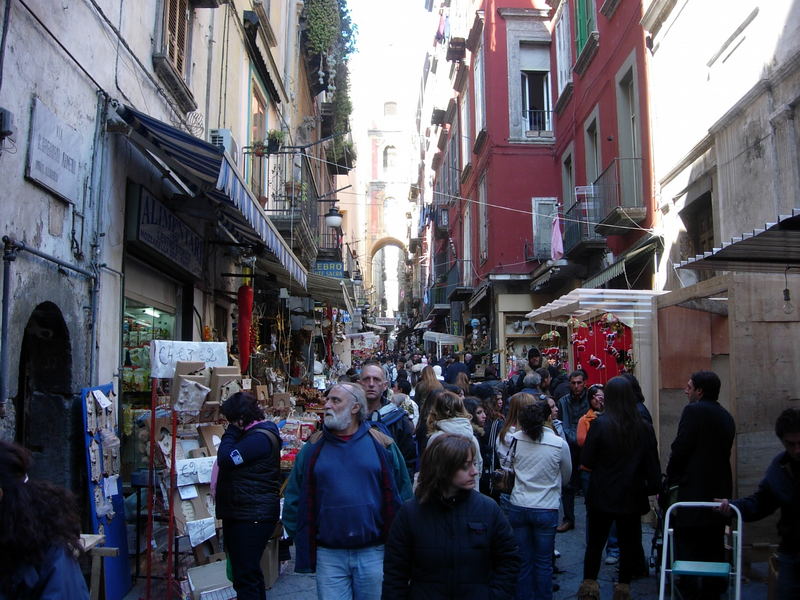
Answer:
[{"left": 491, "top": 438, "right": 517, "bottom": 495}]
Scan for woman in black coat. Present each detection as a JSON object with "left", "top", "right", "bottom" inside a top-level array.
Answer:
[
  {"left": 382, "top": 433, "right": 520, "bottom": 599},
  {"left": 216, "top": 393, "right": 282, "bottom": 600},
  {"left": 577, "top": 377, "right": 661, "bottom": 600}
]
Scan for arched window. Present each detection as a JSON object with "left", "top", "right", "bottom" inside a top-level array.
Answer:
[{"left": 383, "top": 146, "right": 397, "bottom": 170}]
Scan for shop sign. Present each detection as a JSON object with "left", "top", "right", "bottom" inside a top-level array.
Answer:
[
  {"left": 134, "top": 187, "right": 204, "bottom": 278},
  {"left": 149, "top": 340, "right": 228, "bottom": 378},
  {"left": 375, "top": 317, "right": 397, "bottom": 327},
  {"left": 26, "top": 97, "right": 84, "bottom": 204},
  {"left": 312, "top": 261, "right": 344, "bottom": 278}
]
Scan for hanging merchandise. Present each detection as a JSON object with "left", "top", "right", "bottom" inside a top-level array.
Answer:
[{"left": 238, "top": 285, "right": 254, "bottom": 373}]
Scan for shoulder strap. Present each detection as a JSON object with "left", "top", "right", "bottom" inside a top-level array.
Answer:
[
  {"left": 251, "top": 428, "right": 282, "bottom": 460},
  {"left": 368, "top": 427, "right": 394, "bottom": 448}
]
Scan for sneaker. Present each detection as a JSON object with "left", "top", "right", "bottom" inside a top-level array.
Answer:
[
  {"left": 554, "top": 549, "right": 561, "bottom": 558},
  {"left": 605, "top": 554, "right": 619, "bottom": 565}
]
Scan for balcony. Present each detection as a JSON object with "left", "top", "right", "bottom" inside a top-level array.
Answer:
[
  {"left": 444, "top": 261, "right": 473, "bottom": 302},
  {"left": 564, "top": 189, "right": 605, "bottom": 256},
  {"left": 263, "top": 155, "right": 320, "bottom": 266},
  {"left": 523, "top": 109, "right": 554, "bottom": 138},
  {"left": 594, "top": 158, "right": 648, "bottom": 236}
]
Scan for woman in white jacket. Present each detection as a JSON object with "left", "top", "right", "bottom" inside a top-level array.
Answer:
[
  {"left": 426, "top": 389, "right": 483, "bottom": 476},
  {"left": 506, "top": 398, "right": 571, "bottom": 600}
]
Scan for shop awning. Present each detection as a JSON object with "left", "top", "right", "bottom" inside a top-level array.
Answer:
[
  {"left": 582, "top": 236, "right": 661, "bottom": 289},
  {"left": 413, "top": 319, "right": 433, "bottom": 330},
  {"left": 306, "top": 273, "right": 348, "bottom": 308},
  {"left": 676, "top": 208, "right": 800, "bottom": 273},
  {"left": 364, "top": 323, "right": 387, "bottom": 332},
  {"left": 115, "top": 104, "right": 307, "bottom": 288},
  {"left": 525, "top": 288, "right": 663, "bottom": 327},
  {"left": 422, "top": 331, "right": 463, "bottom": 346}
]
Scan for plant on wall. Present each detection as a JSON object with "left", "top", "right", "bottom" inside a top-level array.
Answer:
[{"left": 304, "top": 0, "right": 340, "bottom": 55}]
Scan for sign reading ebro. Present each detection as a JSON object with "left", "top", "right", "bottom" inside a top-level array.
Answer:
[{"left": 312, "top": 261, "right": 344, "bottom": 278}]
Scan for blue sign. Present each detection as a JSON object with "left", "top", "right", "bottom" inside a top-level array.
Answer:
[{"left": 313, "top": 261, "right": 344, "bottom": 278}]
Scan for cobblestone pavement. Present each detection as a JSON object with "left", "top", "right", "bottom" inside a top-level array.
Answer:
[{"left": 267, "top": 496, "right": 770, "bottom": 599}]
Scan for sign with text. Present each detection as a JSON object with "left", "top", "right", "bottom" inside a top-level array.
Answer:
[
  {"left": 26, "top": 97, "right": 84, "bottom": 203},
  {"left": 375, "top": 317, "right": 397, "bottom": 327},
  {"left": 312, "top": 261, "right": 344, "bottom": 278},
  {"left": 129, "top": 184, "right": 204, "bottom": 278},
  {"left": 149, "top": 341, "right": 228, "bottom": 379}
]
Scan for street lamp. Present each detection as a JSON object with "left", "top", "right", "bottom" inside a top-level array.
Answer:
[{"left": 324, "top": 205, "right": 343, "bottom": 228}]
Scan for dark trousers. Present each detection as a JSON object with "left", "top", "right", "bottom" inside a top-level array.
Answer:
[
  {"left": 562, "top": 444, "right": 581, "bottom": 524},
  {"left": 583, "top": 509, "right": 642, "bottom": 584},
  {"left": 223, "top": 518, "right": 274, "bottom": 600},
  {"left": 674, "top": 524, "right": 728, "bottom": 600}
]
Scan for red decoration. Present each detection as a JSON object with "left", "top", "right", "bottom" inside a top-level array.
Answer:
[{"left": 237, "top": 285, "right": 254, "bottom": 372}]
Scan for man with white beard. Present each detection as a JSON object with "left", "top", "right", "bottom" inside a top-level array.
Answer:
[{"left": 283, "top": 382, "right": 412, "bottom": 600}]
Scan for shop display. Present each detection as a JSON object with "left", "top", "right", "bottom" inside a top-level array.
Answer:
[{"left": 122, "top": 301, "right": 175, "bottom": 393}]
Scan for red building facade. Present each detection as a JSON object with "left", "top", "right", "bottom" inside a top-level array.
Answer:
[{"left": 414, "top": 0, "right": 655, "bottom": 373}]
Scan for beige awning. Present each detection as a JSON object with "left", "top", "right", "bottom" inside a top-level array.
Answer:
[{"left": 676, "top": 208, "right": 800, "bottom": 273}]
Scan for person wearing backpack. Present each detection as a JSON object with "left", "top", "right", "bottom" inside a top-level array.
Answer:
[
  {"left": 360, "top": 361, "right": 418, "bottom": 479},
  {"left": 283, "top": 383, "right": 413, "bottom": 599}
]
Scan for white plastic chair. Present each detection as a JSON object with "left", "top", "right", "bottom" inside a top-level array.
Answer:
[{"left": 658, "top": 501, "right": 742, "bottom": 600}]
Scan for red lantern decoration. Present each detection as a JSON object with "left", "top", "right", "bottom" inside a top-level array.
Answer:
[{"left": 237, "top": 285, "right": 254, "bottom": 373}]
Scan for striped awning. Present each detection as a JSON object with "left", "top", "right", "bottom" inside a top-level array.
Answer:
[
  {"left": 676, "top": 208, "right": 800, "bottom": 273},
  {"left": 116, "top": 104, "right": 307, "bottom": 288}
]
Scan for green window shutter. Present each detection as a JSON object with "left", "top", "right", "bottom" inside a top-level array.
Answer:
[{"left": 576, "top": 0, "right": 595, "bottom": 53}]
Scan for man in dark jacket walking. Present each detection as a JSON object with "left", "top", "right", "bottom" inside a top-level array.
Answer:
[
  {"left": 216, "top": 393, "right": 282, "bottom": 600},
  {"left": 719, "top": 407, "right": 800, "bottom": 600},
  {"left": 666, "top": 371, "right": 735, "bottom": 600},
  {"left": 557, "top": 370, "right": 590, "bottom": 532}
]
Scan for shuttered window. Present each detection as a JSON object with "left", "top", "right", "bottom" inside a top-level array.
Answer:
[{"left": 165, "top": 0, "right": 190, "bottom": 75}]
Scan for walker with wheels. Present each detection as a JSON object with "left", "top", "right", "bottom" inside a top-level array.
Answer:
[{"left": 658, "top": 501, "right": 742, "bottom": 600}]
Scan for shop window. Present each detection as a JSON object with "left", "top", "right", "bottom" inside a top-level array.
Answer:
[{"left": 122, "top": 299, "right": 176, "bottom": 393}]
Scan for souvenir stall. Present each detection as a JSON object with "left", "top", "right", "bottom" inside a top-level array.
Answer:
[
  {"left": 526, "top": 289, "right": 662, "bottom": 405},
  {"left": 136, "top": 339, "right": 325, "bottom": 599},
  {"left": 422, "top": 330, "right": 463, "bottom": 358}
]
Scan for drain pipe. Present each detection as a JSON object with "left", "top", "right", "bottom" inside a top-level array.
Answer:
[{"left": 0, "top": 236, "right": 96, "bottom": 418}]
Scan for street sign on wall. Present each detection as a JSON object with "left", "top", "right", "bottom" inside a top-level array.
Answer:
[
  {"left": 313, "top": 261, "right": 344, "bottom": 278},
  {"left": 375, "top": 317, "right": 397, "bottom": 327}
]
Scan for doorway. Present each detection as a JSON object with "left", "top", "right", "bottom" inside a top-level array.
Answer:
[{"left": 15, "top": 301, "right": 76, "bottom": 489}]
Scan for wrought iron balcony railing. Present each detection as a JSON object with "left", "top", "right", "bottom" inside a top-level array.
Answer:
[{"left": 593, "top": 157, "right": 647, "bottom": 235}]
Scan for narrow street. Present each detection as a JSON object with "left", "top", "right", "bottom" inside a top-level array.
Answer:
[{"left": 1, "top": 0, "right": 798, "bottom": 598}]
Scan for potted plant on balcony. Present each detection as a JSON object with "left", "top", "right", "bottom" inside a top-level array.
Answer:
[
  {"left": 266, "top": 129, "right": 285, "bottom": 153},
  {"left": 327, "top": 138, "right": 356, "bottom": 175},
  {"left": 284, "top": 180, "right": 308, "bottom": 204}
]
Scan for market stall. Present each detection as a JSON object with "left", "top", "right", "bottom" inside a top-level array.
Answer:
[
  {"left": 422, "top": 330, "right": 464, "bottom": 358},
  {"left": 525, "top": 289, "right": 662, "bottom": 417}
]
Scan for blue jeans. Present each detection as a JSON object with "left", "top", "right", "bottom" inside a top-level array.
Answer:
[
  {"left": 507, "top": 505, "right": 559, "bottom": 600},
  {"left": 316, "top": 545, "right": 384, "bottom": 600}
]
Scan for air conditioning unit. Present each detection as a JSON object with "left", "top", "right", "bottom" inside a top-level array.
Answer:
[{"left": 209, "top": 128, "right": 239, "bottom": 167}]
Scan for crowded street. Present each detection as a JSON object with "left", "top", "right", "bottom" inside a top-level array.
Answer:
[{"left": 2, "top": 0, "right": 799, "bottom": 599}]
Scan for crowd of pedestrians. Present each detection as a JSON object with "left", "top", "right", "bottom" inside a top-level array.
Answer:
[{"left": 1, "top": 350, "right": 798, "bottom": 600}]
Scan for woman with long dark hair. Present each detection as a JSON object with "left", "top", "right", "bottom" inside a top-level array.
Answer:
[
  {"left": 382, "top": 434, "right": 519, "bottom": 598},
  {"left": 427, "top": 390, "right": 483, "bottom": 475},
  {"left": 215, "top": 392, "right": 282, "bottom": 600},
  {"left": 577, "top": 377, "right": 661, "bottom": 600},
  {"left": 506, "top": 399, "right": 571, "bottom": 600},
  {"left": 0, "top": 441, "right": 88, "bottom": 599},
  {"left": 413, "top": 366, "right": 444, "bottom": 455}
]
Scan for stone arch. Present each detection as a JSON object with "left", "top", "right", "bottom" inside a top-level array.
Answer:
[
  {"left": 369, "top": 236, "right": 407, "bottom": 258},
  {"left": 15, "top": 301, "right": 75, "bottom": 488}
]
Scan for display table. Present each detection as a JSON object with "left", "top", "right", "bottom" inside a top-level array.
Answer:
[{"left": 80, "top": 533, "right": 119, "bottom": 600}]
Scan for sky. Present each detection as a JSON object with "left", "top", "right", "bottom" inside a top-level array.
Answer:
[{"left": 345, "top": 1, "right": 435, "bottom": 316}]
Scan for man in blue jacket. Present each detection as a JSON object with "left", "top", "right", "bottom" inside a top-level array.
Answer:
[
  {"left": 283, "top": 382, "right": 412, "bottom": 600},
  {"left": 719, "top": 408, "right": 800, "bottom": 600}
]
